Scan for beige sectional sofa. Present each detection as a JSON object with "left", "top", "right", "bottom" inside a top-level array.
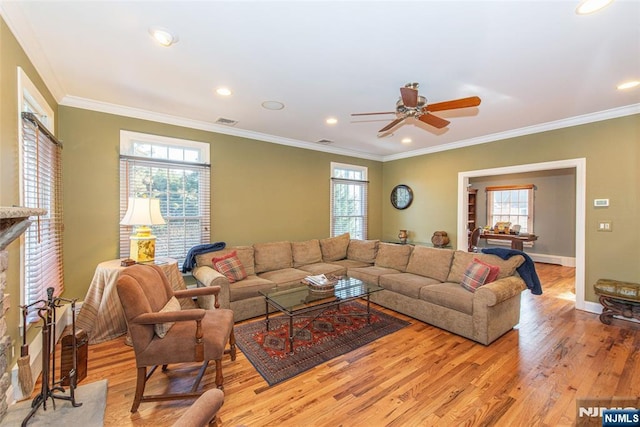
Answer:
[{"left": 193, "top": 234, "right": 527, "bottom": 345}]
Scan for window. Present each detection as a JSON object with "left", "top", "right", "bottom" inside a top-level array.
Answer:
[
  {"left": 18, "top": 67, "right": 64, "bottom": 318},
  {"left": 119, "top": 131, "right": 210, "bottom": 265},
  {"left": 486, "top": 184, "right": 535, "bottom": 234},
  {"left": 330, "top": 162, "right": 368, "bottom": 240}
]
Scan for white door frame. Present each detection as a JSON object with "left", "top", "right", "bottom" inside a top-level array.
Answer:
[{"left": 457, "top": 158, "right": 590, "bottom": 312}]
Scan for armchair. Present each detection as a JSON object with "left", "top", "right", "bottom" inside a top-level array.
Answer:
[{"left": 117, "top": 264, "right": 236, "bottom": 412}]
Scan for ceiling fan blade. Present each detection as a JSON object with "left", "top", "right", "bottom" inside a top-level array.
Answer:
[
  {"left": 351, "top": 111, "right": 396, "bottom": 116},
  {"left": 425, "top": 96, "right": 482, "bottom": 112},
  {"left": 400, "top": 86, "right": 418, "bottom": 108},
  {"left": 419, "top": 113, "right": 450, "bottom": 129},
  {"left": 379, "top": 117, "right": 405, "bottom": 133}
]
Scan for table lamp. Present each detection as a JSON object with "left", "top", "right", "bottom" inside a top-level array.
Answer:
[{"left": 120, "top": 197, "right": 165, "bottom": 263}]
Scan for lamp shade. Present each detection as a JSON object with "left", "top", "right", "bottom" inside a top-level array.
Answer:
[{"left": 120, "top": 198, "right": 166, "bottom": 226}]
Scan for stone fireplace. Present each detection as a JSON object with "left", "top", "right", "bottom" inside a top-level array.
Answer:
[{"left": 0, "top": 207, "right": 46, "bottom": 421}]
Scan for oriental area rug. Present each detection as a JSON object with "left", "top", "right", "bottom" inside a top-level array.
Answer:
[{"left": 235, "top": 301, "right": 409, "bottom": 386}]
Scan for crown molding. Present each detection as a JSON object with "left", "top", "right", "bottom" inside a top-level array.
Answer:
[
  {"left": 382, "top": 104, "right": 640, "bottom": 162},
  {"left": 61, "top": 96, "right": 639, "bottom": 164},
  {"left": 0, "top": 3, "right": 66, "bottom": 102},
  {"left": 60, "top": 96, "right": 385, "bottom": 162}
]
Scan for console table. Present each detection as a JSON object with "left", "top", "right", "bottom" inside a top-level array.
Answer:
[
  {"left": 479, "top": 233, "right": 538, "bottom": 251},
  {"left": 77, "top": 258, "right": 196, "bottom": 344}
]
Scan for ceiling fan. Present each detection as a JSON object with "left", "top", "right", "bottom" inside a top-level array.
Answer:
[{"left": 351, "top": 82, "right": 481, "bottom": 133}]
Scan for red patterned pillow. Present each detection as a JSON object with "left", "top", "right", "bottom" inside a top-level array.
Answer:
[
  {"left": 460, "top": 260, "right": 491, "bottom": 292},
  {"left": 473, "top": 257, "right": 500, "bottom": 284},
  {"left": 212, "top": 251, "right": 247, "bottom": 283}
]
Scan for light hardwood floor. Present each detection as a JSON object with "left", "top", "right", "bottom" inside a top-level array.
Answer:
[{"left": 41, "top": 264, "right": 639, "bottom": 426}]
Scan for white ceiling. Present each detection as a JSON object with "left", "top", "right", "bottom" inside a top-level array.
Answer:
[{"left": 2, "top": 1, "right": 639, "bottom": 161}]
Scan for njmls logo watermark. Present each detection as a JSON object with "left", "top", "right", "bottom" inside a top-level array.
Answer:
[{"left": 577, "top": 398, "right": 640, "bottom": 427}]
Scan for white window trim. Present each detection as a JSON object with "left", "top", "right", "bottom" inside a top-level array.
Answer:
[
  {"left": 486, "top": 186, "right": 535, "bottom": 247},
  {"left": 17, "top": 66, "right": 56, "bottom": 309},
  {"left": 120, "top": 130, "right": 210, "bottom": 162},
  {"left": 331, "top": 162, "right": 367, "bottom": 180},
  {"left": 119, "top": 131, "right": 211, "bottom": 264},
  {"left": 330, "top": 162, "right": 368, "bottom": 240}
]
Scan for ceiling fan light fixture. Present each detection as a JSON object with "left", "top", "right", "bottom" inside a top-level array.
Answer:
[
  {"left": 575, "top": 0, "right": 613, "bottom": 15},
  {"left": 261, "top": 101, "right": 285, "bottom": 110},
  {"left": 617, "top": 80, "right": 639, "bottom": 90},
  {"left": 149, "top": 27, "right": 178, "bottom": 47}
]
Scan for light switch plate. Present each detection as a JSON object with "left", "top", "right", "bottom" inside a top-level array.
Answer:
[
  {"left": 594, "top": 199, "right": 609, "bottom": 207},
  {"left": 598, "top": 221, "right": 612, "bottom": 232}
]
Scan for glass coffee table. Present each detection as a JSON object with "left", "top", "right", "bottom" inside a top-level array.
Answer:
[{"left": 259, "top": 277, "right": 383, "bottom": 354}]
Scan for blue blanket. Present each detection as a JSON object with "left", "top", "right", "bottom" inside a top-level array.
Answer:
[
  {"left": 481, "top": 247, "right": 543, "bottom": 295},
  {"left": 182, "top": 242, "right": 226, "bottom": 273}
]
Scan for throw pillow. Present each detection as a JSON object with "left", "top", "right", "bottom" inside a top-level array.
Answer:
[
  {"left": 460, "top": 261, "right": 491, "bottom": 292},
  {"left": 212, "top": 250, "right": 248, "bottom": 283},
  {"left": 154, "top": 296, "right": 181, "bottom": 338},
  {"left": 473, "top": 257, "right": 500, "bottom": 284}
]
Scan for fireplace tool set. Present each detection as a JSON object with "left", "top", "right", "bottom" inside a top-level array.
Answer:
[{"left": 20, "top": 287, "right": 82, "bottom": 426}]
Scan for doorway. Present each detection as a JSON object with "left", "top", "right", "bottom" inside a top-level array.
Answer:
[{"left": 457, "top": 158, "right": 589, "bottom": 312}]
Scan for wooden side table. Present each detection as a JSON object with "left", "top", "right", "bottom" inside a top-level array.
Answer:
[
  {"left": 594, "top": 278, "right": 640, "bottom": 325},
  {"left": 76, "top": 258, "right": 196, "bottom": 344}
]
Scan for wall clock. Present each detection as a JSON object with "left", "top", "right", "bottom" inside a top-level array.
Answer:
[{"left": 391, "top": 184, "right": 413, "bottom": 210}]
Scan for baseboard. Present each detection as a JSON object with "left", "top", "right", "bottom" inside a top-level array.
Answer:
[
  {"left": 9, "top": 303, "right": 73, "bottom": 404},
  {"left": 528, "top": 253, "right": 576, "bottom": 267}
]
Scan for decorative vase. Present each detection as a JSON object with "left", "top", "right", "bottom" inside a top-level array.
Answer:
[{"left": 431, "top": 231, "right": 450, "bottom": 247}]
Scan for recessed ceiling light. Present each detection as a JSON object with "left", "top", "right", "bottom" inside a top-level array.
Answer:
[
  {"left": 401, "top": 137, "right": 412, "bottom": 144},
  {"left": 261, "top": 101, "right": 285, "bottom": 110},
  {"left": 617, "top": 80, "right": 640, "bottom": 90},
  {"left": 216, "top": 87, "right": 232, "bottom": 96},
  {"left": 149, "top": 27, "right": 178, "bottom": 47},
  {"left": 575, "top": 0, "right": 614, "bottom": 15},
  {"left": 326, "top": 117, "right": 338, "bottom": 125}
]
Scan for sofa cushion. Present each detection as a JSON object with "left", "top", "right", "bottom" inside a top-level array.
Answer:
[
  {"left": 298, "top": 262, "right": 346, "bottom": 276},
  {"left": 195, "top": 246, "right": 255, "bottom": 276},
  {"left": 374, "top": 243, "right": 413, "bottom": 272},
  {"left": 258, "top": 268, "right": 309, "bottom": 287},
  {"left": 320, "top": 233, "right": 350, "bottom": 262},
  {"left": 349, "top": 266, "right": 400, "bottom": 285},
  {"left": 405, "top": 246, "right": 454, "bottom": 282},
  {"left": 379, "top": 273, "right": 441, "bottom": 299},
  {"left": 347, "top": 239, "right": 379, "bottom": 264},
  {"left": 212, "top": 251, "right": 248, "bottom": 283},
  {"left": 420, "top": 283, "right": 474, "bottom": 315},
  {"left": 254, "top": 241, "right": 293, "bottom": 274},
  {"left": 228, "top": 275, "right": 277, "bottom": 302},
  {"left": 291, "top": 239, "right": 322, "bottom": 267},
  {"left": 473, "top": 257, "right": 500, "bottom": 284},
  {"left": 447, "top": 251, "right": 524, "bottom": 284},
  {"left": 330, "top": 259, "right": 372, "bottom": 270},
  {"left": 460, "top": 261, "right": 491, "bottom": 292}
]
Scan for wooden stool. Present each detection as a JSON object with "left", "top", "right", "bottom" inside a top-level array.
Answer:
[{"left": 593, "top": 279, "right": 640, "bottom": 325}]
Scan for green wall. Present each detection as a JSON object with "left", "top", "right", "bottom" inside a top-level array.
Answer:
[
  {"left": 382, "top": 115, "right": 640, "bottom": 302},
  {"left": 1, "top": 16, "right": 58, "bottom": 364},
  {"left": 58, "top": 107, "right": 383, "bottom": 301},
  {"left": 2, "top": 14, "right": 639, "bottom": 375}
]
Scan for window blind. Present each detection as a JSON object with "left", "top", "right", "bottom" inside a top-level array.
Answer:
[
  {"left": 119, "top": 155, "right": 211, "bottom": 264},
  {"left": 21, "top": 112, "right": 64, "bottom": 319},
  {"left": 330, "top": 177, "right": 368, "bottom": 240},
  {"left": 486, "top": 184, "right": 535, "bottom": 247}
]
